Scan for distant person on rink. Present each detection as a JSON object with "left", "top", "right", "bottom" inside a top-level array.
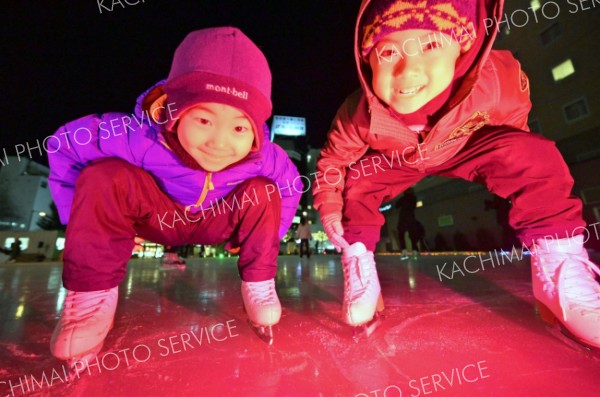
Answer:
[
  {"left": 8, "top": 239, "right": 22, "bottom": 263},
  {"left": 395, "top": 188, "right": 424, "bottom": 256},
  {"left": 296, "top": 217, "right": 312, "bottom": 258}
]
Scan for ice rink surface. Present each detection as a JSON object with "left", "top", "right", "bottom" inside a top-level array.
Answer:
[{"left": 1, "top": 252, "right": 599, "bottom": 397}]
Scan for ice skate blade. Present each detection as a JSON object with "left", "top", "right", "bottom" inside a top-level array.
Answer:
[
  {"left": 247, "top": 319, "right": 274, "bottom": 345},
  {"left": 352, "top": 312, "right": 385, "bottom": 342},
  {"left": 64, "top": 343, "right": 104, "bottom": 381},
  {"left": 535, "top": 300, "right": 599, "bottom": 351},
  {"left": 544, "top": 323, "right": 599, "bottom": 356}
]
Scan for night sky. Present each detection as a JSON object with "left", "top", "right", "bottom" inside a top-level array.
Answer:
[{"left": 4, "top": 0, "right": 363, "bottom": 165}]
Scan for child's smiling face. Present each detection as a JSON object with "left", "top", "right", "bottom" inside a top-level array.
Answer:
[
  {"left": 368, "top": 29, "right": 461, "bottom": 114},
  {"left": 176, "top": 103, "right": 254, "bottom": 172}
]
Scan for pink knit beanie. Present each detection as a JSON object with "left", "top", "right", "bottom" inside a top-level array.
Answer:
[{"left": 157, "top": 27, "right": 272, "bottom": 150}]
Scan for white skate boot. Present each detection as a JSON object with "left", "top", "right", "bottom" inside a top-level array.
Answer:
[
  {"left": 161, "top": 252, "right": 186, "bottom": 269},
  {"left": 241, "top": 279, "right": 281, "bottom": 345},
  {"left": 51, "top": 286, "right": 118, "bottom": 375},
  {"left": 342, "top": 242, "right": 384, "bottom": 339},
  {"left": 531, "top": 235, "right": 600, "bottom": 349},
  {"left": 401, "top": 249, "right": 409, "bottom": 260}
]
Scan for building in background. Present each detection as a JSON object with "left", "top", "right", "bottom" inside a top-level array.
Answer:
[
  {"left": 0, "top": 157, "right": 53, "bottom": 232},
  {"left": 271, "top": 117, "right": 334, "bottom": 251},
  {"left": 494, "top": 0, "right": 600, "bottom": 248},
  {"left": 0, "top": 157, "right": 59, "bottom": 260},
  {"left": 494, "top": 0, "right": 600, "bottom": 144},
  {"left": 304, "top": 147, "right": 321, "bottom": 218},
  {"left": 271, "top": 115, "right": 309, "bottom": 225}
]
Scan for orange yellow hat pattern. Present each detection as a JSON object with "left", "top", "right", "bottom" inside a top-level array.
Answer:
[{"left": 361, "top": 0, "right": 477, "bottom": 59}]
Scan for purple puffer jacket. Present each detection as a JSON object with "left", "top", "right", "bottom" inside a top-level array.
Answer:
[{"left": 48, "top": 82, "right": 301, "bottom": 238}]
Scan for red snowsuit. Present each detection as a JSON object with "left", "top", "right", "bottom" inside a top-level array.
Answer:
[{"left": 313, "top": 0, "right": 584, "bottom": 251}]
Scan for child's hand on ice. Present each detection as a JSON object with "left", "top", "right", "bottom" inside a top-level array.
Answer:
[{"left": 321, "top": 213, "right": 349, "bottom": 253}]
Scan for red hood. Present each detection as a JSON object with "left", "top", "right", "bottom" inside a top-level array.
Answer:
[{"left": 354, "top": 0, "right": 504, "bottom": 111}]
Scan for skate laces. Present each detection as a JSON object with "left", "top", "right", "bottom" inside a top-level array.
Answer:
[
  {"left": 559, "top": 255, "right": 600, "bottom": 317},
  {"left": 244, "top": 280, "right": 278, "bottom": 306},
  {"left": 62, "top": 288, "right": 116, "bottom": 322},
  {"left": 536, "top": 251, "right": 600, "bottom": 320},
  {"left": 343, "top": 251, "right": 375, "bottom": 299}
]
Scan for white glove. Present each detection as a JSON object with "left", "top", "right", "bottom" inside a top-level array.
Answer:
[{"left": 321, "top": 213, "right": 349, "bottom": 253}]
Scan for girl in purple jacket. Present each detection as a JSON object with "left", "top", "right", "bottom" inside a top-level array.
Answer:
[{"left": 48, "top": 27, "right": 301, "bottom": 367}]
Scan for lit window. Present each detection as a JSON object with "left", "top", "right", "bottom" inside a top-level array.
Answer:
[
  {"left": 530, "top": 0, "right": 541, "bottom": 12},
  {"left": 437, "top": 215, "right": 454, "bottom": 227},
  {"left": 552, "top": 59, "right": 575, "bottom": 81},
  {"left": 416, "top": 200, "right": 423, "bottom": 208},
  {"left": 4, "top": 237, "right": 29, "bottom": 250}
]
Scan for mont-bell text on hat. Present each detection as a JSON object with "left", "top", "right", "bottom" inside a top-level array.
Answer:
[{"left": 205, "top": 84, "right": 249, "bottom": 100}]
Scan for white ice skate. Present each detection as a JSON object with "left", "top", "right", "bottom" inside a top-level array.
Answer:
[
  {"left": 161, "top": 252, "right": 186, "bottom": 270},
  {"left": 532, "top": 235, "right": 600, "bottom": 349},
  {"left": 401, "top": 249, "right": 409, "bottom": 260},
  {"left": 50, "top": 286, "right": 118, "bottom": 376},
  {"left": 241, "top": 279, "right": 281, "bottom": 345},
  {"left": 341, "top": 242, "right": 384, "bottom": 340}
]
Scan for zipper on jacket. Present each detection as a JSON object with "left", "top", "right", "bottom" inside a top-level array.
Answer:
[
  {"left": 416, "top": 129, "right": 428, "bottom": 173},
  {"left": 194, "top": 173, "right": 214, "bottom": 207}
]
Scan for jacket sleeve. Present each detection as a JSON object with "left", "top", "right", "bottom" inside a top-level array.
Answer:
[
  {"left": 260, "top": 141, "right": 302, "bottom": 239},
  {"left": 47, "top": 113, "right": 149, "bottom": 224},
  {"left": 313, "top": 92, "right": 370, "bottom": 215}
]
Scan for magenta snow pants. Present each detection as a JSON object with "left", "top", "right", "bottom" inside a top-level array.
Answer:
[
  {"left": 342, "top": 127, "right": 584, "bottom": 251},
  {"left": 62, "top": 158, "right": 281, "bottom": 291}
]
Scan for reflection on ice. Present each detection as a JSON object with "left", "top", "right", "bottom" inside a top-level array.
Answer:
[
  {"left": 1, "top": 253, "right": 599, "bottom": 397},
  {"left": 55, "top": 287, "right": 66, "bottom": 315}
]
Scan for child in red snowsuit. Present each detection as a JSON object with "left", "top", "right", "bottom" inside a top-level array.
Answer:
[{"left": 314, "top": 0, "right": 600, "bottom": 347}]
